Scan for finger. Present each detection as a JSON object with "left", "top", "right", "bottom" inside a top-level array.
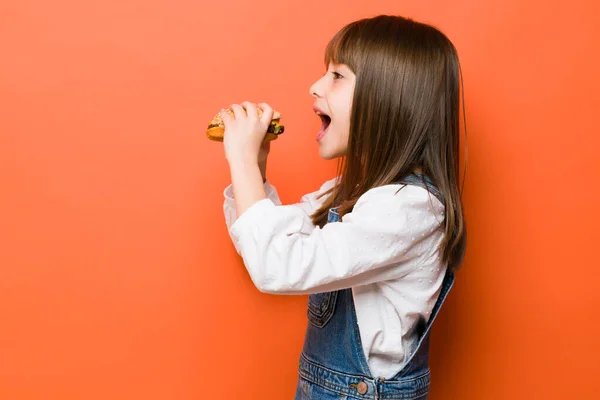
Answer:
[
  {"left": 230, "top": 104, "right": 246, "bottom": 120},
  {"left": 258, "top": 103, "right": 274, "bottom": 126},
  {"left": 220, "top": 108, "right": 233, "bottom": 127},
  {"left": 242, "top": 101, "right": 259, "bottom": 120}
]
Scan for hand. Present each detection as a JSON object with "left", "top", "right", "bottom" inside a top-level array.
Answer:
[{"left": 222, "top": 102, "right": 274, "bottom": 166}]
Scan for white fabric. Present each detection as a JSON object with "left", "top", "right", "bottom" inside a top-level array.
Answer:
[{"left": 223, "top": 177, "right": 448, "bottom": 379}]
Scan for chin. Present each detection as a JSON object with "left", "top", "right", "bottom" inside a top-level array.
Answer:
[{"left": 319, "top": 147, "right": 345, "bottom": 160}]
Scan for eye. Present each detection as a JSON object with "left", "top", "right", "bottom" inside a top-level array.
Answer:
[{"left": 331, "top": 71, "right": 343, "bottom": 80}]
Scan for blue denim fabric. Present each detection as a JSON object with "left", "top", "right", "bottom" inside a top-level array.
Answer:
[{"left": 294, "top": 175, "right": 455, "bottom": 399}]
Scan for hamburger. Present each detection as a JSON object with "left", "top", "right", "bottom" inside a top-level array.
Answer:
[{"left": 206, "top": 108, "right": 285, "bottom": 142}]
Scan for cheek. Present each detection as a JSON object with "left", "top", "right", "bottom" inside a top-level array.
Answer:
[
  {"left": 339, "top": 102, "right": 352, "bottom": 137},
  {"left": 331, "top": 98, "right": 351, "bottom": 128},
  {"left": 339, "top": 91, "right": 353, "bottom": 128}
]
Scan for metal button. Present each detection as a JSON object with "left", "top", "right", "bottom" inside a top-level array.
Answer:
[{"left": 356, "top": 381, "right": 368, "bottom": 395}]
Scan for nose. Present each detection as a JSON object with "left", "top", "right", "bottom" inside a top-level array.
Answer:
[{"left": 309, "top": 76, "right": 324, "bottom": 98}]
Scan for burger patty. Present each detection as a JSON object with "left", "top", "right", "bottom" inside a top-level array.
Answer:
[{"left": 207, "top": 121, "right": 284, "bottom": 134}]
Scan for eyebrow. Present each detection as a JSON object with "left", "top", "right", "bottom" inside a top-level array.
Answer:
[
  {"left": 330, "top": 65, "right": 354, "bottom": 78},
  {"left": 329, "top": 63, "right": 349, "bottom": 72}
]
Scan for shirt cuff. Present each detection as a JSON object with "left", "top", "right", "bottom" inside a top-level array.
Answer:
[
  {"left": 224, "top": 180, "right": 277, "bottom": 205},
  {"left": 229, "top": 198, "right": 277, "bottom": 243}
]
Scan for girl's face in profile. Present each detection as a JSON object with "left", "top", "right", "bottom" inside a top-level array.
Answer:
[{"left": 310, "top": 63, "right": 356, "bottom": 160}]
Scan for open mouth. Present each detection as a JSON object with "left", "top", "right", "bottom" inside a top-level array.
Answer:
[{"left": 317, "top": 113, "right": 331, "bottom": 141}]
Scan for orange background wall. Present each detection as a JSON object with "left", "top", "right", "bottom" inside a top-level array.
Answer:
[{"left": 1, "top": 0, "right": 599, "bottom": 399}]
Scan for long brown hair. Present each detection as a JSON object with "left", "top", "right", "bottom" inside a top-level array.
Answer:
[{"left": 310, "top": 15, "right": 467, "bottom": 270}]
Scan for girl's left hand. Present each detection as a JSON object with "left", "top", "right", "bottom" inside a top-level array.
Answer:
[{"left": 222, "top": 102, "right": 274, "bottom": 166}]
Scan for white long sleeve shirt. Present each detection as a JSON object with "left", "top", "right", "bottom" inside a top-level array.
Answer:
[{"left": 223, "top": 177, "right": 447, "bottom": 379}]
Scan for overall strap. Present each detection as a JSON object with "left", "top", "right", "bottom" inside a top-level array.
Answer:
[{"left": 397, "top": 173, "right": 444, "bottom": 205}]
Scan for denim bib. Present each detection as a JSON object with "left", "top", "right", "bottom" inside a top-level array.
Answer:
[{"left": 295, "top": 174, "right": 455, "bottom": 400}]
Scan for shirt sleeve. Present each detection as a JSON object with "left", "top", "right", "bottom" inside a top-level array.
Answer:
[
  {"left": 223, "top": 178, "right": 337, "bottom": 255},
  {"left": 228, "top": 184, "right": 445, "bottom": 294}
]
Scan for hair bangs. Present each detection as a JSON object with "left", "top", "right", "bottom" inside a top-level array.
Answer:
[{"left": 324, "top": 24, "right": 363, "bottom": 72}]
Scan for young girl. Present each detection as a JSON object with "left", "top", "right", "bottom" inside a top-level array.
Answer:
[{"left": 220, "top": 15, "right": 466, "bottom": 400}]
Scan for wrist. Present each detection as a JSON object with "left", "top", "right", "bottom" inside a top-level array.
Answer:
[{"left": 228, "top": 152, "right": 258, "bottom": 167}]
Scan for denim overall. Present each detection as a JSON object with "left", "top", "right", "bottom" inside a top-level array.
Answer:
[{"left": 295, "top": 175, "right": 455, "bottom": 400}]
